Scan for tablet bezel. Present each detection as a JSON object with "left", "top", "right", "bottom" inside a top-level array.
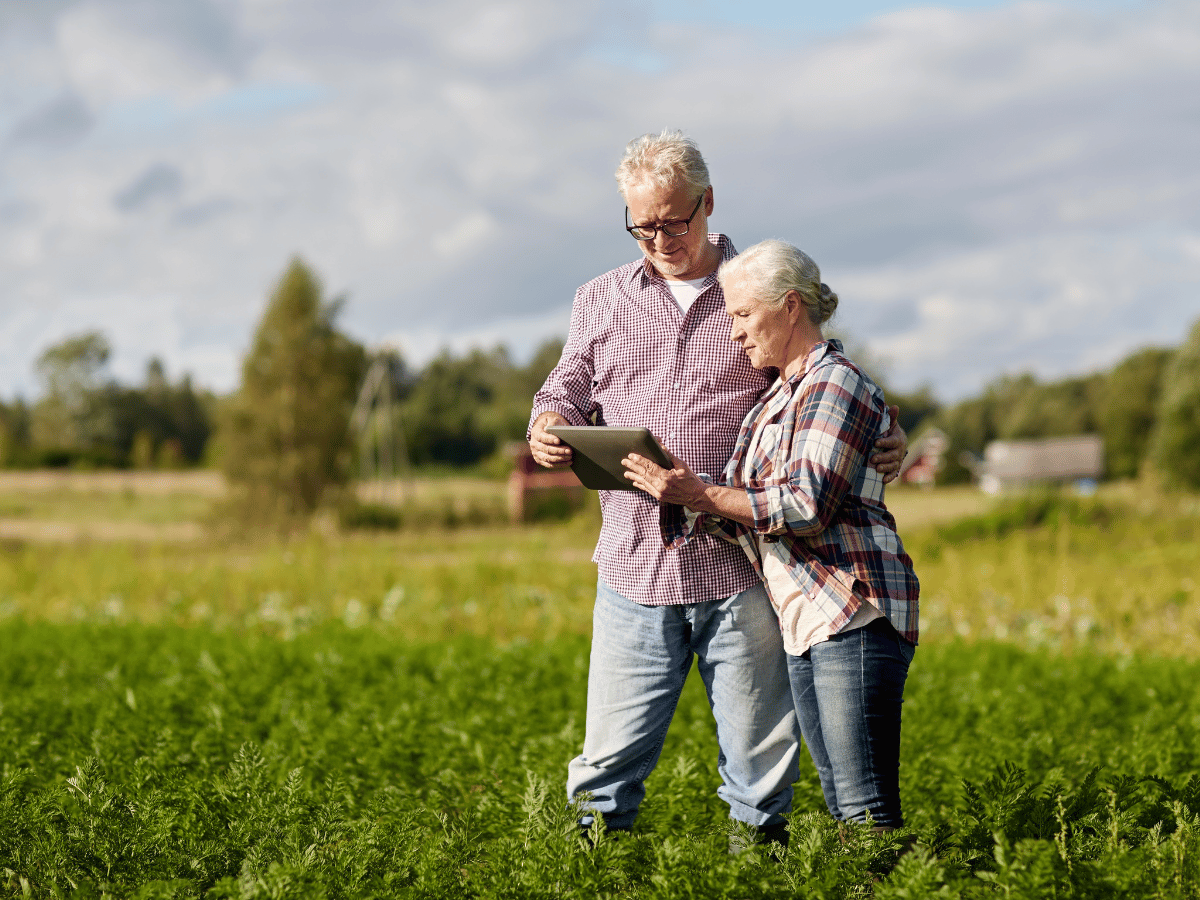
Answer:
[{"left": 544, "top": 426, "right": 671, "bottom": 491}]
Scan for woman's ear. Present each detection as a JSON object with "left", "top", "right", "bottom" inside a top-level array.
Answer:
[{"left": 786, "top": 291, "right": 804, "bottom": 325}]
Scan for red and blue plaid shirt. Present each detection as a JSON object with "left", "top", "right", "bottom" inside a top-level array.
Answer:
[
  {"left": 662, "top": 340, "right": 920, "bottom": 643},
  {"left": 530, "top": 234, "right": 770, "bottom": 606}
]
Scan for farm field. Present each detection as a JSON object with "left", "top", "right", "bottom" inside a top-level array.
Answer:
[
  {"left": 0, "top": 473, "right": 1198, "bottom": 896},
  {"left": 3, "top": 624, "right": 1199, "bottom": 898}
]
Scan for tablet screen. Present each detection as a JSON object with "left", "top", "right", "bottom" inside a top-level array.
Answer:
[{"left": 545, "top": 426, "right": 671, "bottom": 491}]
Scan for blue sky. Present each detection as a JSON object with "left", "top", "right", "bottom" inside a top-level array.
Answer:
[{"left": 0, "top": 0, "right": 1196, "bottom": 402}]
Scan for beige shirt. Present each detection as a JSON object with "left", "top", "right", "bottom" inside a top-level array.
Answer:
[{"left": 760, "top": 548, "right": 881, "bottom": 656}]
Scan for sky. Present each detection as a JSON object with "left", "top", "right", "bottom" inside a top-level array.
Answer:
[{"left": 1, "top": 0, "right": 1197, "bottom": 402}]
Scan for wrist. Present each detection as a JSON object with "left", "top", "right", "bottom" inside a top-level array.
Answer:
[{"left": 690, "top": 482, "right": 720, "bottom": 514}]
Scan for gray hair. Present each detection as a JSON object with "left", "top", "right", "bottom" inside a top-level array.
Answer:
[
  {"left": 717, "top": 239, "right": 839, "bottom": 326},
  {"left": 615, "top": 129, "right": 711, "bottom": 200}
]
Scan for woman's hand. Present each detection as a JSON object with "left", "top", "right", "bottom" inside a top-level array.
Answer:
[{"left": 622, "top": 451, "right": 708, "bottom": 508}]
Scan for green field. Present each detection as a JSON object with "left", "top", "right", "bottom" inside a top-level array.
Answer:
[{"left": 1, "top": 475, "right": 1199, "bottom": 897}]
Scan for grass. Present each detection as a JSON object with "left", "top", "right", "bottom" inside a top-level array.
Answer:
[
  {"left": 2, "top": 624, "right": 1199, "bottom": 898},
  {"left": 905, "top": 487, "right": 1200, "bottom": 656},
  {"left": 1, "top": 477, "right": 1196, "bottom": 657},
  {"left": 2, "top": 474, "right": 1200, "bottom": 895},
  {"left": 0, "top": 488, "right": 212, "bottom": 525}
]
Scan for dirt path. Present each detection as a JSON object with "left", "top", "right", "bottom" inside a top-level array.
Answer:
[{"left": 0, "top": 470, "right": 225, "bottom": 496}]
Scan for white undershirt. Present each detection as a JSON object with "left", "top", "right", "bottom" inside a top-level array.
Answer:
[{"left": 664, "top": 277, "right": 707, "bottom": 315}]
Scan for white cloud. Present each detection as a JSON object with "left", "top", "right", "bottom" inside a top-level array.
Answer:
[{"left": 0, "top": 0, "right": 1197, "bottom": 404}]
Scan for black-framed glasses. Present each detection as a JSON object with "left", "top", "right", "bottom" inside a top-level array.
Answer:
[{"left": 625, "top": 192, "right": 705, "bottom": 241}]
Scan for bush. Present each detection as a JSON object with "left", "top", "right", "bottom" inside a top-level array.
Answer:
[
  {"left": 338, "top": 500, "right": 403, "bottom": 531},
  {"left": 928, "top": 490, "right": 1116, "bottom": 545}
]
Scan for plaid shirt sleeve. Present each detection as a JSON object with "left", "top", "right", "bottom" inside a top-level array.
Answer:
[
  {"left": 745, "top": 362, "right": 882, "bottom": 537},
  {"left": 660, "top": 475, "right": 743, "bottom": 548}
]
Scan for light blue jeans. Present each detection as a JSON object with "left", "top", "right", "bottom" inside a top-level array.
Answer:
[{"left": 566, "top": 579, "right": 800, "bottom": 830}]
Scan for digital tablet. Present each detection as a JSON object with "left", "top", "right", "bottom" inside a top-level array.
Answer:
[{"left": 545, "top": 426, "right": 672, "bottom": 491}]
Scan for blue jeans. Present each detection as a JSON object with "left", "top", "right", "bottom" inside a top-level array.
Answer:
[
  {"left": 787, "top": 618, "right": 916, "bottom": 829},
  {"left": 567, "top": 580, "right": 800, "bottom": 830}
]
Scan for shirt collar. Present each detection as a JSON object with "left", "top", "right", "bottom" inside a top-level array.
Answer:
[
  {"left": 762, "top": 339, "right": 843, "bottom": 403},
  {"left": 636, "top": 233, "right": 737, "bottom": 285}
]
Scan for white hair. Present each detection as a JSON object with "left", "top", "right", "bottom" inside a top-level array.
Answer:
[
  {"left": 717, "top": 239, "right": 838, "bottom": 326},
  {"left": 614, "top": 129, "right": 711, "bottom": 200}
]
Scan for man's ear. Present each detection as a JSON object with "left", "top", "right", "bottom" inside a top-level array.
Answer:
[{"left": 703, "top": 185, "right": 714, "bottom": 216}]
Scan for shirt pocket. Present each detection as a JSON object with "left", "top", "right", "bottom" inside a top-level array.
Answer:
[{"left": 753, "top": 423, "right": 789, "bottom": 471}]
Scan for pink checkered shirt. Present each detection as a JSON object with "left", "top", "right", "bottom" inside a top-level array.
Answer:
[{"left": 529, "top": 234, "right": 770, "bottom": 606}]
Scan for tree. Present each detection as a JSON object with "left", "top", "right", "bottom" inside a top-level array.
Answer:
[
  {"left": 1101, "top": 346, "right": 1173, "bottom": 479},
  {"left": 1150, "top": 317, "right": 1200, "bottom": 490},
  {"left": 221, "top": 258, "right": 367, "bottom": 522},
  {"left": 30, "top": 330, "right": 115, "bottom": 451},
  {"left": 401, "top": 347, "right": 506, "bottom": 466},
  {"left": 0, "top": 398, "right": 32, "bottom": 467}
]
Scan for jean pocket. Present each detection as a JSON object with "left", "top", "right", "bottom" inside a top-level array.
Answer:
[{"left": 897, "top": 637, "right": 916, "bottom": 666}]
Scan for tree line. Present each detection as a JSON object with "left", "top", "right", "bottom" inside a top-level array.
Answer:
[
  {"left": 928, "top": 328, "right": 1200, "bottom": 490},
  {"left": 0, "top": 332, "right": 212, "bottom": 470},
  {"left": 0, "top": 259, "right": 563, "bottom": 508},
  {"left": 3, "top": 257, "right": 1198, "bottom": 511}
]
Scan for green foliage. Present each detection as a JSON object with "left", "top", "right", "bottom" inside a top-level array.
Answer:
[
  {"left": 30, "top": 331, "right": 115, "bottom": 452},
  {"left": 402, "top": 348, "right": 507, "bottom": 466},
  {"left": 94, "top": 369, "right": 213, "bottom": 470},
  {"left": 927, "top": 490, "right": 1115, "bottom": 545},
  {"left": 934, "top": 372, "right": 1107, "bottom": 485},
  {"left": 1151, "top": 317, "right": 1200, "bottom": 490},
  {"left": 2, "top": 625, "right": 1200, "bottom": 897},
  {"left": 34, "top": 331, "right": 111, "bottom": 408},
  {"left": 887, "top": 385, "right": 940, "bottom": 436},
  {"left": 0, "top": 398, "right": 32, "bottom": 466},
  {"left": 338, "top": 499, "right": 403, "bottom": 531},
  {"left": 400, "top": 338, "right": 563, "bottom": 468},
  {"left": 6, "top": 338, "right": 213, "bottom": 471},
  {"left": 1101, "top": 346, "right": 1173, "bottom": 479},
  {"left": 220, "top": 259, "right": 367, "bottom": 522},
  {"left": 931, "top": 329, "right": 1199, "bottom": 487}
]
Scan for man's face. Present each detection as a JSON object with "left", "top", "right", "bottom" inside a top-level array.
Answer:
[{"left": 624, "top": 180, "right": 714, "bottom": 281}]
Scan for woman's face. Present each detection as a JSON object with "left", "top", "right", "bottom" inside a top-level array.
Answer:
[{"left": 724, "top": 277, "right": 795, "bottom": 371}]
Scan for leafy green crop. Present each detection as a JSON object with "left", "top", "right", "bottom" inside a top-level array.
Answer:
[{"left": 2, "top": 623, "right": 1198, "bottom": 897}]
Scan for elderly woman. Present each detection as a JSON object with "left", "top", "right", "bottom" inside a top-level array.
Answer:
[{"left": 622, "top": 239, "right": 919, "bottom": 833}]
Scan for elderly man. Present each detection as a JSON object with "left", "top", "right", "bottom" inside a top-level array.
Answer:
[{"left": 528, "top": 130, "right": 904, "bottom": 845}]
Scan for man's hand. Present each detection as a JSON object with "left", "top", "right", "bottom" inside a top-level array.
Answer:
[
  {"left": 870, "top": 404, "right": 908, "bottom": 485},
  {"left": 529, "top": 411, "right": 574, "bottom": 469}
]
